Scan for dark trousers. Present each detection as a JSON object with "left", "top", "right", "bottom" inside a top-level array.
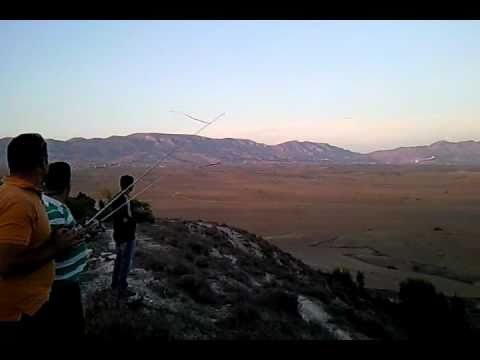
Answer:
[
  {"left": 48, "top": 280, "right": 85, "bottom": 337},
  {"left": 0, "top": 301, "right": 51, "bottom": 341},
  {"left": 111, "top": 239, "right": 136, "bottom": 291}
]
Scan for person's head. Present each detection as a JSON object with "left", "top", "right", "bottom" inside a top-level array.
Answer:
[
  {"left": 43, "top": 162, "right": 72, "bottom": 201},
  {"left": 7, "top": 133, "right": 48, "bottom": 185},
  {"left": 120, "top": 175, "right": 134, "bottom": 194}
]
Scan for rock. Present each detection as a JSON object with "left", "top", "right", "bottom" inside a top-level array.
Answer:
[
  {"left": 297, "top": 295, "right": 353, "bottom": 340},
  {"left": 331, "top": 297, "right": 350, "bottom": 312},
  {"left": 298, "top": 295, "right": 330, "bottom": 323},
  {"left": 107, "top": 240, "right": 116, "bottom": 252},
  {"left": 131, "top": 268, "right": 149, "bottom": 277},
  {"left": 210, "top": 248, "right": 223, "bottom": 258},
  {"left": 265, "top": 273, "right": 274, "bottom": 283}
]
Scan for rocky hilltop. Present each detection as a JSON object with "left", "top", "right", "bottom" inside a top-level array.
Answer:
[{"left": 81, "top": 218, "right": 412, "bottom": 340}]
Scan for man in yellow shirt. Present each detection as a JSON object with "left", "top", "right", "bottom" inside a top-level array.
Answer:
[{"left": 0, "top": 134, "right": 81, "bottom": 338}]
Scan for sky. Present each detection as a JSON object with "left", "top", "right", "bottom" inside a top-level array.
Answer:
[{"left": 1, "top": 20, "right": 479, "bottom": 153}]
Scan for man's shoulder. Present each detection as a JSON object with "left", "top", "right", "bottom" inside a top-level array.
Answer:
[
  {"left": 0, "top": 184, "right": 38, "bottom": 213},
  {"left": 114, "top": 193, "right": 128, "bottom": 201},
  {"left": 112, "top": 193, "right": 129, "bottom": 209},
  {"left": 42, "top": 194, "right": 76, "bottom": 225},
  {"left": 0, "top": 183, "right": 33, "bottom": 200},
  {"left": 42, "top": 194, "right": 63, "bottom": 210}
]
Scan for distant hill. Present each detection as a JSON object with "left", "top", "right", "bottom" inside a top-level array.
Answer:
[
  {"left": 0, "top": 133, "right": 372, "bottom": 167},
  {"left": 369, "top": 140, "right": 480, "bottom": 165},
  {"left": 1, "top": 134, "right": 480, "bottom": 167}
]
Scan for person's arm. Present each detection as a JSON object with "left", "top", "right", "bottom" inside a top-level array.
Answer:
[
  {"left": 0, "top": 199, "right": 82, "bottom": 277},
  {"left": 0, "top": 228, "right": 81, "bottom": 277}
]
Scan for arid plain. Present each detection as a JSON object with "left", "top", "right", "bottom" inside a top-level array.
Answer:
[{"left": 67, "top": 164, "right": 480, "bottom": 297}]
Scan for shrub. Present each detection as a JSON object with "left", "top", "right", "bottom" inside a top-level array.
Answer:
[
  {"left": 167, "top": 262, "right": 194, "bottom": 277},
  {"left": 67, "top": 192, "right": 97, "bottom": 223},
  {"left": 85, "top": 301, "right": 171, "bottom": 340},
  {"left": 98, "top": 188, "right": 114, "bottom": 202},
  {"left": 331, "top": 267, "right": 356, "bottom": 289},
  {"left": 356, "top": 271, "right": 365, "bottom": 290},
  {"left": 187, "top": 241, "right": 207, "bottom": 255},
  {"left": 131, "top": 199, "right": 155, "bottom": 223},
  {"left": 218, "top": 303, "right": 263, "bottom": 330},
  {"left": 255, "top": 290, "right": 299, "bottom": 316},
  {"left": 399, "top": 278, "right": 436, "bottom": 304},
  {"left": 98, "top": 199, "right": 106, "bottom": 210},
  {"left": 174, "top": 274, "right": 221, "bottom": 305},
  {"left": 398, "top": 278, "right": 470, "bottom": 339}
]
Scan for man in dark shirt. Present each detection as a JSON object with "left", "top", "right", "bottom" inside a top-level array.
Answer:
[{"left": 111, "top": 175, "right": 137, "bottom": 297}]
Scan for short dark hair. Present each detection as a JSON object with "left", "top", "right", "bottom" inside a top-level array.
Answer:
[
  {"left": 7, "top": 133, "right": 48, "bottom": 174},
  {"left": 43, "top": 162, "right": 71, "bottom": 193},
  {"left": 120, "top": 175, "right": 134, "bottom": 190}
]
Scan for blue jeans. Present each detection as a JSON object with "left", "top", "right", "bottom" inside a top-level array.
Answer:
[{"left": 111, "top": 240, "right": 136, "bottom": 291}]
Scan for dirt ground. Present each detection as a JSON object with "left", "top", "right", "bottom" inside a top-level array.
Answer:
[{"left": 68, "top": 164, "right": 480, "bottom": 297}]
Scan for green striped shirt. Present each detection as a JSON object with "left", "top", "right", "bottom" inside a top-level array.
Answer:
[{"left": 42, "top": 194, "right": 89, "bottom": 282}]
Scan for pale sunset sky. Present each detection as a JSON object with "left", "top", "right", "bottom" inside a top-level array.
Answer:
[{"left": 1, "top": 20, "right": 479, "bottom": 153}]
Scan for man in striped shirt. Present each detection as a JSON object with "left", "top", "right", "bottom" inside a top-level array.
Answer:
[{"left": 42, "top": 162, "right": 89, "bottom": 336}]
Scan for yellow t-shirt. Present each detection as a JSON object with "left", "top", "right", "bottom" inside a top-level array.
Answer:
[{"left": 0, "top": 176, "right": 53, "bottom": 321}]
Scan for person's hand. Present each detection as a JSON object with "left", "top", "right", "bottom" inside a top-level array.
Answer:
[
  {"left": 75, "top": 225, "right": 94, "bottom": 243},
  {"left": 73, "top": 225, "right": 88, "bottom": 238},
  {"left": 87, "top": 220, "right": 100, "bottom": 229},
  {"left": 53, "top": 227, "right": 83, "bottom": 251}
]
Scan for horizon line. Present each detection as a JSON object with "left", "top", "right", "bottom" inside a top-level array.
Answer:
[{"left": 1, "top": 133, "right": 478, "bottom": 155}]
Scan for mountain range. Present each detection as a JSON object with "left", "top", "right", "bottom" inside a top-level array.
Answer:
[{"left": 1, "top": 134, "right": 480, "bottom": 167}]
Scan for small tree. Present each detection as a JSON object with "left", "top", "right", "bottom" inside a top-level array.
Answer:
[
  {"left": 332, "top": 267, "right": 355, "bottom": 288},
  {"left": 399, "top": 278, "right": 436, "bottom": 305},
  {"left": 98, "top": 199, "right": 106, "bottom": 210},
  {"left": 99, "top": 188, "right": 114, "bottom": 202},
  {"left": 356, "top": 271, "right": 365, "bottom": 290},
  {"left": 398, "top": 278, "right": 470, "bottom": 339}
]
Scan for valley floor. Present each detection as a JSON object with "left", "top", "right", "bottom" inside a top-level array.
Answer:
[{"left": 72, "top": 164, "right": 480, "bottom": 297}]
